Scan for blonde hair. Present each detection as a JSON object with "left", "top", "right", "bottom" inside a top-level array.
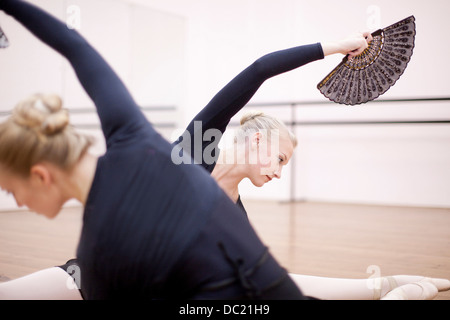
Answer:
[
  {"left": 234, "top": 111, "right": 297, "bottom": 148},
  {"left": 0, "top": 93, "right": 94, "bottom": 177}
]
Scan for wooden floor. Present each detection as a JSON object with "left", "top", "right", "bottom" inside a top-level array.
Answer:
[{"left": 0, "top": 200, "right": 449, "bottom": 300}]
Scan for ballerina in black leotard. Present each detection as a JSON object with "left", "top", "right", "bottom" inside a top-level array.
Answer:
[{"left": 0, "top": 0, "right": 320, "bottom": 300}]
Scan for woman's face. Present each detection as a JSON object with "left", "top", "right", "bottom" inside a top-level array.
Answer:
[
  {"left": 0, "top": 165, "right": 65, "bottom": 218},
  {"left": 247, "top": 131, "right": 294, "bottom": 187}
]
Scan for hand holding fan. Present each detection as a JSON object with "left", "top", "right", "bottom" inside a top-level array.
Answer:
[{"left": 317, "top": 16, "right": 416, "bottom": 105}]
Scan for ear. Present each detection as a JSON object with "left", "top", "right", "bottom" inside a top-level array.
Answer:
[
  {"left": 251, "top": 132, "right": 262, "bottom": 150},
  {"left": 29, "top": 164, "right": 52, "bottom": 187}
]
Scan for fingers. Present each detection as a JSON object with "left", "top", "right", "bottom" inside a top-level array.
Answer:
[
  {"left": 348, "top": 44, "right": 367, "bottom": 58},
  {"left": 324, "top": 30, "right": 374, "bottom": 58},
  {"left": 348, "top": 31, "right": 372, "bottom": 59},
  {"left": 348, "top": 46, "right": 365, "bottom": 58},
  {"left": 362, "top": 30, "right": 373, "bottom": 42}
]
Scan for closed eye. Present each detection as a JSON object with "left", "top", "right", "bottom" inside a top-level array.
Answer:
[{"left": 279, "top": 154, "right": 287, "bottom": 163}]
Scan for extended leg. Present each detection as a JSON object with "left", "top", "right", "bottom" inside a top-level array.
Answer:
[{"left": 0, "top": 267, "right": 82, "bottom": 300}]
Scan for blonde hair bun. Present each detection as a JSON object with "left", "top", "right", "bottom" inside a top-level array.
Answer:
[
  {"left": 235, "top": 110, "right": 298, "bottom": 148},
  {"left": 240, "top": 111, "right": 265, "bottom": 126},
  {"left": 0, "top": 93, "right": 94, "bottom": 176},
  {"left": 13, "top": 93, "right": 69, "bottom": 136}
]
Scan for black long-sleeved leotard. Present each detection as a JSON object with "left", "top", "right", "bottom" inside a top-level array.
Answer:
[{"left": 1, "top": 0, "right": 323, "bottom": 299}]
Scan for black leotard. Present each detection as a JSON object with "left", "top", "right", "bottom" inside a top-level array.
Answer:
[{"left": 1, "top": 0, "right": 323, "bottom": 300}]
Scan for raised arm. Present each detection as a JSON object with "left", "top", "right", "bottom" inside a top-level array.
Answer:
[
  {"left": 187, "top": 31, "right": 373, "bottom": 138},
  {"left": 173, "top": 32, "right": 372, "bottom": 168},
  {"left": 198, "top": 43, "right": 325, "bottom": 133},
  {"left": 0, "top": 0, "right": 147, "bottom": 144},
  {"left": 173, "top": 43, "right": 324, "bottom": 167}
]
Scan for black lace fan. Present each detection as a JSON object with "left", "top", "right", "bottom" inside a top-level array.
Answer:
[
  {"left": 0, "top": 24, "right": 9, "bottom": 48},
  {"left": 317, "top": 15, "right": 416, "bottom": 105}
]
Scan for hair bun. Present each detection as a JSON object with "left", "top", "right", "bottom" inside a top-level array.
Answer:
[
  {"left": 234, "top": 110, "right": 298, "bottom": 148},
  {"left": 40, "top": 94, "right": 63, "bottom": 112},
  {"left": 13, "top": 93, "right": 69, "bottom": 136},
  {"left": 239, "top": 111, "right": 265, "bottom": 125}
]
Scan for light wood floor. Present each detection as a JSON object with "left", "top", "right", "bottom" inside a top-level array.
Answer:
[{"left": 0, "top": 200, "right": 449, "bottom": 300}]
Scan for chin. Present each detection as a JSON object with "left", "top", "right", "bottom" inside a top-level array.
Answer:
[
  {"left": 36, "top": 206, "right": 62, "bottom": 219},
  {"left": 45, "top": 211, "right": 60, "bottom": 219},
  {"left": 250, "top": 179, "right": 266, "bottom": 188}
]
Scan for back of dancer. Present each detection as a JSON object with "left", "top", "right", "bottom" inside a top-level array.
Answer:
[{"left": 0, "top": 0, "right": 308, "bottom": 299}]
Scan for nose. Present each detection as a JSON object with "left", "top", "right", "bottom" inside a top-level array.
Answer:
[{"left": 273, "top": 166, "right": 282, "bottom": 179}]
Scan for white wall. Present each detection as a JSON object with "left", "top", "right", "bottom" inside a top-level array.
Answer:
[{"left": 0, "top": 0, "right": 449, "bottom": 209}]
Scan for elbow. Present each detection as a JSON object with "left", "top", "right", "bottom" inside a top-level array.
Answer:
[
  {"left": 250, "top": 57, "right": 268, "bottom": 78},
  {"left": 249, "top": 53, "right": 277, "bottom": 79}
]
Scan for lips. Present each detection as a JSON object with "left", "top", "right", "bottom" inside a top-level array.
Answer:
[{"left": 266, "top": 175, "right": 272, "bottom": 182}]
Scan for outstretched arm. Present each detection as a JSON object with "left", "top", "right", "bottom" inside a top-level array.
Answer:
[
  {"left": 174, "top": 33, "right": 372, "bottom": 167},
  {"left": 195, "top": 31, "right": 373, "bottom": 135},
  {"left": 0, "top": 0, "right": 147, "bottom": 144},
  {"left": 173, "top": 43, "right": 325, "bottom": 167}
]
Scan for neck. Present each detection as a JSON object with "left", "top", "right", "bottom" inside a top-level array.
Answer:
[
  {"left": 65, "top": 153, "right": 98, "bottom": 205},
  {"left": 212, "top": 148, "right": 247, "bottom": 202}
]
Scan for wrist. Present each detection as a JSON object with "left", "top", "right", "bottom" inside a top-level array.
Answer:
[{"left": 321, "top": 41, "right": 343, "bottom": 57}]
